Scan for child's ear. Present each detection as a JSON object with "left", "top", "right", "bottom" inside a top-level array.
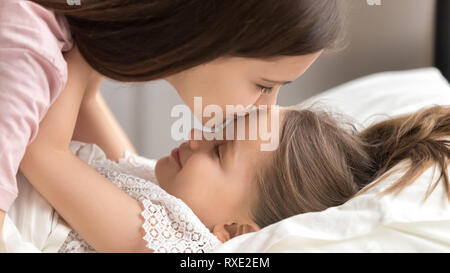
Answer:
[{"left": 212, "top": 221, "right": 260, "bottom": 243}]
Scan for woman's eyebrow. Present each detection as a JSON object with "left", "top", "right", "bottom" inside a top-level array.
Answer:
[{"left": 260, "top": 78, "right": 292, "bottom": 86}]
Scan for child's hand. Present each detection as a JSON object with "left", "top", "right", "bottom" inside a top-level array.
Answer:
[{"left": 72, "top": 91, "right": 137, "bottom": 162}]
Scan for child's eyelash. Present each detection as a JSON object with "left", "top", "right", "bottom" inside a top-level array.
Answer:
[{"left": 257, "top": 84, "right": 273, "bottom": 94}]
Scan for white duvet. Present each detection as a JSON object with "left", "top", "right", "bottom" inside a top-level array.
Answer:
[{"left": 1, "top": 67, "right": 450, "bottom": 252}]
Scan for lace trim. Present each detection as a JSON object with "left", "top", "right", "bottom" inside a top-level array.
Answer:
[
  {"left": 58, "top": 230, "right": 95, "bottom": 253},
  {"left": 141, "top": 199, "right": 221, "bottom": 253},
  {"left": 58, "top": 143, "right": 222, "bottom": 253}
]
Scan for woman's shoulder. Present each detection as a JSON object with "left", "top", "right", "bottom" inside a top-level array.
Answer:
[
  {"left": 0, "top": 0, "right": 74, "bottom": 51},
  {"left": 0, "top": 0, "right": 75, "bottom": 107},
  {"left": 0, "top": 0, "right": 74, "bottom": 91}
]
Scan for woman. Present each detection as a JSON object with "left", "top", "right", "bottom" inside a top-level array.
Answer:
[
  {"left": 0, "top": 0, "right": 342, "bottom": 231},
  {"left": 17, "top": 70, "right": 450, "bottom": 252}
]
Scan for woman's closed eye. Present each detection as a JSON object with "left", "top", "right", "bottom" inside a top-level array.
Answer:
[{"left": 256, "top": 84, "right": 274, "bottom": 94}]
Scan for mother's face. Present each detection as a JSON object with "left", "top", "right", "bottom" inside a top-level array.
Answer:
[{"left": 165, "top": 53, "right": 321, "bottom": 124}]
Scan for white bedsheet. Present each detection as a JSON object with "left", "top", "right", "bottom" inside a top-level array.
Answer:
[{"left": 0, "top": 171, "right": 70, "bottom": 252}]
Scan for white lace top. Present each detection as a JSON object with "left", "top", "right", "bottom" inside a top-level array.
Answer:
[{"left": 58, "top": 141, "right": 222, "bottom": 253}]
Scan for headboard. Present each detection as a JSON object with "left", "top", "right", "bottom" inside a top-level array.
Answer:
[{"left": 435, "top": 0, "right": 450, "bottom": 82}]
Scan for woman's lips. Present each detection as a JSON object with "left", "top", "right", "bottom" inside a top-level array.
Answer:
[{"left": 170, "top": 147, "right": 182, "bottom": 168}]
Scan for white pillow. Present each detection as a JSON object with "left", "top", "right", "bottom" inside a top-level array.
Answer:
[
  {"left": 213, "top": 68, "right": 450, "bottom": 252},
  {"left": 298, "top": 67, "right": 450, "bottom": 128}
]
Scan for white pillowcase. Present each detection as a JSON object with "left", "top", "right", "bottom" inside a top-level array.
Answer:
[
  {"left": 297, "top": 67, "right": 450, "bottom": 127},
  {"left": 213, "top": 68, "right": 450, "bottom": 252}
]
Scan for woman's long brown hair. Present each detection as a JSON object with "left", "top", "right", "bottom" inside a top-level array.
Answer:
[
  {"left": 30, "top": 0, "right": 342, "bottom": 82},
  {"left": 253, "top": 105, "right": 450, "bottom": 228}
]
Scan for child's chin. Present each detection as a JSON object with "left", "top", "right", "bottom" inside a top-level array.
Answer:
[
  {"left": 154, "top": 157, "right": 166, "bottom": 180},
  {"left": 154, "top": 156, "right": 178, "bottom": 189}
]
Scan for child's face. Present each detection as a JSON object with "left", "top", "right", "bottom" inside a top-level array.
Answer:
[{"left": 155, "top": 108, "right": 285, "bottom": 230}]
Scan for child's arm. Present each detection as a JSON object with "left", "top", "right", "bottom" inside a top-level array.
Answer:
[
  {"left": 73, "top": 91, "right": 137, "bottom": 163},
  {"left": 19, "top": 46, "right": 150, "bottom": 252}
]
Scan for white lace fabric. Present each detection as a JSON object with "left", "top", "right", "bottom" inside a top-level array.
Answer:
[{"left": 58, "top": 141, "right": 222, "bottom": 253}]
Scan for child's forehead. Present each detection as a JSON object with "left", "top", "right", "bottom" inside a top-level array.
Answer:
[{"left": 202, "top": 106, "right": 285, "bottom": 136}]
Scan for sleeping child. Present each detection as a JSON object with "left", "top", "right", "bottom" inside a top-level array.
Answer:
[{"left": 14, "top": 79, "right": 450, "bottom": 252}]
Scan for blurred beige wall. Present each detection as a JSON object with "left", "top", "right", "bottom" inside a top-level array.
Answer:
[
  {"left": 101, "top": 0, "right": 438, "bottom": 159},
  {"left": 278, "top": 0, "right": 436, "bottom": 105}
]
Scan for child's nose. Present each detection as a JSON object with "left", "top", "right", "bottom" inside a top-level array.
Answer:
[
  {"left": 188, "top": 128, "right": 225, "bottom": 150},
  {"left": 188, "top": 139, "right": 200, "bottom": 150},
  {"left": 188, "top": 129, "right": 202, "bottom": 150}
]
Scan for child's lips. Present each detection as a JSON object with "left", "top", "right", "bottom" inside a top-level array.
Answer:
[{"left": 170, "top": 147, "right": 182, "bottom": 168}]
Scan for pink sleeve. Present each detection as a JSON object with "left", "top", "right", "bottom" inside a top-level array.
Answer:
[{"left": 0, "top": 0, "right": 73, "bottom": 211}]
